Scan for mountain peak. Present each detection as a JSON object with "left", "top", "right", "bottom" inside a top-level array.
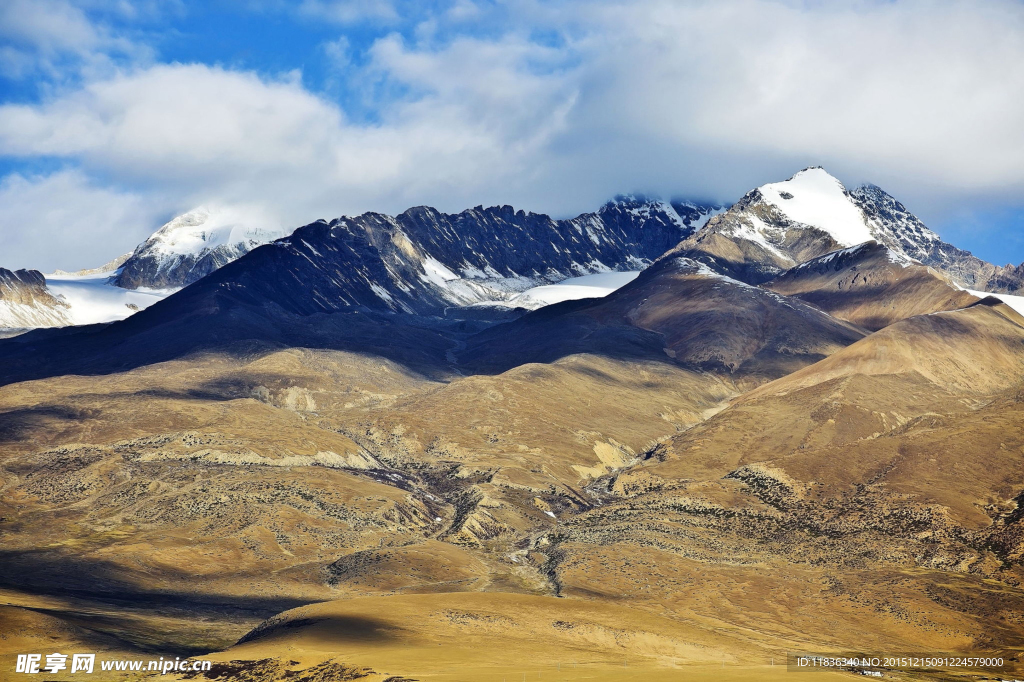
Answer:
[
  {"left": 754, "top": 167, "right": 873, "bottom": 247},
  {"left": 791, "top": 165, "right": 828, "bottom": 177},
  {"left": 141, "top": 206, "right": 286, "bottom": 258},
  {"left": 114, "top": 206, "right": 291, "bottom": 290}
]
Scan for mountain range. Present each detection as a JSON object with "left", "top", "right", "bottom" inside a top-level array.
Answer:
[
  {"left": 1, "top": 167, "right": 1023, "bottom": 681},
  {"left": 4, "top": 167, "right": 1023, "bottom": 336}
]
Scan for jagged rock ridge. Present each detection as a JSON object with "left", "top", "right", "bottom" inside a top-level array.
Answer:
[
  {"left": 850, "top": 184, "right": 1024, "bottom": 292},
  {"left": 151, "top": 199, "right": 721, "bottom": 318},
  {"left": 112, "top": 199, "right": 720, "bottom": 296}
]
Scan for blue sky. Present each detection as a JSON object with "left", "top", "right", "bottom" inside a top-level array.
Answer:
[{"left": 1, "top": 0, "right": 1023, "bottom": 271}]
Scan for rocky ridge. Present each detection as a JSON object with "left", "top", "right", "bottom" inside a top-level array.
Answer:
[{"left": 0, "top": 268, "right": 70, "bottom": 328}]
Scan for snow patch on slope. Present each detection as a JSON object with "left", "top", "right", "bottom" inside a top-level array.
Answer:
[
  {"left": 0, "top": 299, "right": 70, "bottom": 328},
  {"left": 722, "top": 214, "right": 790, "bottom": 261},
  {"left": 690, "top": 206, "right": 727, "bottom": 231},
  {"left": 503, "top": 271, "right": 641, "bottom": 309},
  {"left": 968, "top": 290, "right": 1024, "bottom": 317},
  {"left": 420, "top": 257, "right": 461, "bottom": 288},
  {"left": 46, "top": 272, "right": 175, "bottom": 325},
  {"left": 673, "top": 257, "right": 755, "bottom": 289},
  {"left": 796, "top": 242, "right": 916, "bottom": 270}
]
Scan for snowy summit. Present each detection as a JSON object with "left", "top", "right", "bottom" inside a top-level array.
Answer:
[
  {"left": 114, "top": 206, "right": 292, "bottom": 289},
  {"left": 756, "top": 167, "right": 874, "bottom": 247}
]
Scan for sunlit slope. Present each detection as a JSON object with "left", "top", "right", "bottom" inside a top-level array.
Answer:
[
  {"left": 577, "top": 301, "right": 1024, "bottom": 595},
  {"left": 0, "top": 344, "right": 742, "bottom": 652},
  {"left": 766, "top": 241, "right": 979, "bottom": 330},
  {"left": 158, "top": 592, "right": 853, "bottom": 682}
]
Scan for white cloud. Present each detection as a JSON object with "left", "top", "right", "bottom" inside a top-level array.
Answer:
[
  {"left": 2, "top": 0, "right": 1024, "bottom": 270},
  {"left": 0, "top": 0, "right": 103, "bottom": 54},
  {"left": 445, "top": 0, "right": 480, "bottom": 23},
  {"left": 0, "top": 170, "right": 165, "bottom": 271},
  {"left": 0, "top": 42, "right": 578, "bottom": 268},
  {"left": 576, "top": 0, "right": 1024, "bottom": 192},
  {"left": 0, "top": 0, "right": 151, "bottom": 82},
  {"left": 297, "top": 0, "right": 398, "bottom": 24}
]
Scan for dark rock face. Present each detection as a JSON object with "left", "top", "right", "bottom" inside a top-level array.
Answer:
[
  {"left": 0, "top": 198, "right": 718, "bottom": 384},
  {"left": 112, "top": 198, "right": 719, "bottom": 294},
  {"left": 848, "top": 185, "right": 944, "bottom": 260},
  {"left": 157, "top": 199, "right": 721, "bottom": 318},
  {"left": 114, "top": 244, "right": 248, "bottom": 290},
  {"left": 849, "top": 184, "right": 1024, "bottom": 293}
]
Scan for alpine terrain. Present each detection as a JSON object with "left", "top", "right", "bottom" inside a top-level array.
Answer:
[{"left": 1, "top": 168, "right": 1023, "bottom": 682}]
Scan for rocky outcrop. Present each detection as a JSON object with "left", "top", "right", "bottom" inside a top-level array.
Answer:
[{"left": 0, "top": 268, "right": 70, "bottom": 328}]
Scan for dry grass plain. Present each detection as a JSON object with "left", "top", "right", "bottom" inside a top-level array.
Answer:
[{"left": 2, "top": 294, "right": 1023, "bottom": 681}]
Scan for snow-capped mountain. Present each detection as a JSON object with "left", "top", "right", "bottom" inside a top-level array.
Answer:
[
  {"left": 668, "top": 168, "right": 864, "bottom": 283},
  {"left": 0, "top": 198, "right": 719, "bottom": 330},
  {"left": 113, "top": 199, "right": 721, "bottom": 297},
  {"left": 672, "top": 167, "right": 1024, "bottom": 292},
  {"left": 8, "top": 166, "right": 1018, "bottom": 334},
  {"left": 605, "top": 194, "right": 725, "bottom": 234},
  {"left": 114, "top": 207, "right": 292, "bottom": 289},
  {"left": 116, "top": 198, "right": 720, "bottom": 322}
]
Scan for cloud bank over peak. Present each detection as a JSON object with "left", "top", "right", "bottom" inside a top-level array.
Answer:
[{"left": 1, "top": 0, "right": 1023, "bottom": 271}]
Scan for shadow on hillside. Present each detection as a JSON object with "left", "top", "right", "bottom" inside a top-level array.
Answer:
[
  {"left": 0, "top": 548, "right": 323, "bottom": 655},
  {"left": 0, "top": 292, "right": 678, "bottom": 387},
  {"left": 0, "top": 405, "right": 101, "bottom": 443},
  {"left": 236, "top": 614, "right": 402, "bottom": 646}
]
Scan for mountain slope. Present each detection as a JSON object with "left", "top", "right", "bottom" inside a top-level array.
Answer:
[
  {"left": 850, "top": 184, "right": 1024, "bottom": 293},
  {"left": 755, "top": 297, "right": 1024, "bottom": 397},
  {"left": 117, "top": 199, "right": 721, "bottom": 319},
  {"left": 6, "top": 176, "right": 1024, "bottom": 678},
  {"left": 537, "top": 300, "right": 1024, "bottom": 652},
  {"left": 670, "top": 168, "right": 872, "bottom": 283},
  {"left": 113, "top": 199, "right": 718, "bottom": 298},
  {"left": 766, "top": 241, "right": 979, "bottom": 330},
  {"left": 0, "top": 198, "right": 715, "bottom": 384},
  {"left": 645, "top": 298, "right": 1024, "bottom": 490},
  {"left": 459, "top": 256, "right": 866, "bottom": 378}
]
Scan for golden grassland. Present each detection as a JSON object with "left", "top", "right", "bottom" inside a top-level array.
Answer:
[{"left": 2, "top": 298, "right": 1023, "bottom": 681}]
